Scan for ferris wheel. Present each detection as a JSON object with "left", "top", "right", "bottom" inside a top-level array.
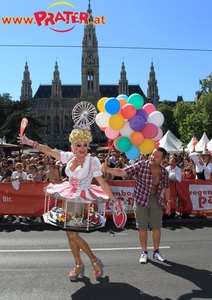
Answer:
[{"left": 72, "top": 101, "right": 97, "bottom": 128}]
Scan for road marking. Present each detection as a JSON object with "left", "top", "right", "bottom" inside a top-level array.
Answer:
[{"left": 0, "top": 246, "right": 170, "bottom": 253}]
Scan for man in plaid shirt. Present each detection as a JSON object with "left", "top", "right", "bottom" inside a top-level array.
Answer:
[{"left": 102, "top": 147, "right": 171, "bottom": 264}]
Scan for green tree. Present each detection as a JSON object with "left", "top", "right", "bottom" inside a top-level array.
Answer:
[
  {"left": 0, "top": 95, "right": 46, "bottom": 144},
  {"left": 186, "top": 92, "right": 212, "bottom": 140},
  {"left": 200, "top": 74, "right": 212, "bottom": 94},
  {"left": 157, "top": 101, "right": 179, "bottom": 137},
  {"left": 173, "top": 101, "right": 195, "bottom": 143}
]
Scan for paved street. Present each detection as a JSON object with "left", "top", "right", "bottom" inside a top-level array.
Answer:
[{"left": 0, "top": 217, "right": 212, "bottom": 300}]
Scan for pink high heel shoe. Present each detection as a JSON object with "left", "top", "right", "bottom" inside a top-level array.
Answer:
[
  {"left": 93, "top": 258, "right": 104, "bottom": 278},
  {"left": 69, "top": 264, "right": 85, "bottom": 281}
]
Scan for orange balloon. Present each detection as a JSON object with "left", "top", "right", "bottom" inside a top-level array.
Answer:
[
  {"left": 130, "top": 131, "right": 144, "bottom": 146},
  {"left": 117, "top": 98, "right": 127, "bottom": 115},
  {"left": 154, "top": 141, "right": 160, "bottom": 148}
]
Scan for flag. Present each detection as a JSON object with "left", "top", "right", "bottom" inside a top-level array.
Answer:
[{"left": 199, "top": 79, "right": 202, "bottom": 85}]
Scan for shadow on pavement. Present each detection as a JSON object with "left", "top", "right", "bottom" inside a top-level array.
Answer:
[
  {"left": 149, "top": 259, "right": 212, "bottom": 299},
  {"left": 0, "top": 217, "right": 211, "bottom": 233},
  {"left": 70, "top": 276, "right": 170, "bottom": 300}
]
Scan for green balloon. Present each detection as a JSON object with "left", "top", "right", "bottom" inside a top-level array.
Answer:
[
  {"left": 116, "top": 136, "right": 132, "bottom": 152},
  {"left": 128, "top": 93, "right": 144, "bottom": 109}
]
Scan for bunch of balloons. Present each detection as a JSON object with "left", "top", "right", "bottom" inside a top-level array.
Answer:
[{"left": 95, "top": 93, "right": 164, "bottom": 160}]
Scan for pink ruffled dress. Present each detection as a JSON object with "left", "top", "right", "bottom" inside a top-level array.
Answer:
[{"left": 44, "top": 152, "right": 108, "bottom": 202}]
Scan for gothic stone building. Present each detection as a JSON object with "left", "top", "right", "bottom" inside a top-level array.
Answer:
[{"left": 20, "top": 2, "right": 159, "bottom": 151}]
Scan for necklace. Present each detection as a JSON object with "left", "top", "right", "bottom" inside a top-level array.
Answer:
[{"left": 75, "top": 157, "right": 85, "bottom": 167}]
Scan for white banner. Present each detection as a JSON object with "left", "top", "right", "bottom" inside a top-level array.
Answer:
[{"left": 189, "top": 184, "right": 212, "bottom": 211}]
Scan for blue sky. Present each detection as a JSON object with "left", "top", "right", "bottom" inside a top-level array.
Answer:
[{"left": 0, "top": 0, "right": 212, "bottom": 102}]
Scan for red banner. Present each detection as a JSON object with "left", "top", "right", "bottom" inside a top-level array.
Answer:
[
  {"left": 0, "top": 182, "right": 54, "bottom": 216},
  {"left": 0, "top": 180, "right": 212, "bottom": 217},
  {"left": 176, "top": 180, "right": 212, "bottom": 216}
]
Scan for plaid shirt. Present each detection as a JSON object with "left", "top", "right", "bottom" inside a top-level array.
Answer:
[{"left": 125, "top": 160, "right": 169, "bottom": 208}]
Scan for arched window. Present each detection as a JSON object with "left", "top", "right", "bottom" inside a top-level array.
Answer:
[
  {"left": 87, "top": 70, "right": 94, "bottom": 90},
  {"left": 64, "top": 115, "right": 69, "bottom": 133},
  {"left": 64, "top": 144, "right": 69, "bottom": 151},
  {"left": 46, "top": 116, "right": 51, "bottom": 133},
  {"left": 54, "top": 115, "right": 60, "bottom": 133}
]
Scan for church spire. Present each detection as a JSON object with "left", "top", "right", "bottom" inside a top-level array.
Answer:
[
  {"left": 118, "top": 61, "right": 129, "bottom": 96},
  {"left": 51, "top": 60, "right": 62, "bottom": 98},
  {"left": 20, "top": 61, "right": 32, "bottom": 100},
  {"left": 87, "top": 0, "right": 93, "bottom": 22},
  {"left": 147, "top": 61, "right": 159, "bottom": 107},
  {"left": 81, "top": 0, "right": 100, "bottom": 99}
]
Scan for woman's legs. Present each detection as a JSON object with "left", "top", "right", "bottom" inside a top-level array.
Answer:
[{"left": 66, "top": 231, "right": 102, "bottom": 273}]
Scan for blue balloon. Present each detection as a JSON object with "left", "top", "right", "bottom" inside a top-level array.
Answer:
[
  {"left": 126, "top": 145, "right": 140, "bottom": 160},
  {"left": 117, "top": 94, "right": 128, "bottom": 101},
  {"left": 105, "top": 98, "right": 120, "bottom": 115}
]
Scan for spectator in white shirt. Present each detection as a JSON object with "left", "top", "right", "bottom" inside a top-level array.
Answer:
[
  {"left": 189, "top": 149, "right": 212, "bottom": 180},
  {"left": 10, "top": 162, "right": 28, "bottom": 182},
  {"left": 166, "top": 156, "right": 182, "bottom": 182},
  {"left": 10, "top": 162, "right": 28, "bottom": 223}
]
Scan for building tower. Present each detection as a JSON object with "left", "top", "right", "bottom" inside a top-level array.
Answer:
[
  {"left": 118, "top": 61, "right": 129, "bottom": 96},
  {"left": 147, "top": 61, "right": 159, "bottom": 107},
  {"left": 51, "top": 61, "right": 62, "bottom": 98},
  {"left": 20, "top": 61, "right": 32, "bottom": 100},
  {"left": 81, "top": 0, "right": 101, "bottom": 103}
]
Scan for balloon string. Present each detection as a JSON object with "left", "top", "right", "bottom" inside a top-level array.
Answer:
[{"left": 107, "top": 140, "right": 115, "bottom": 158}]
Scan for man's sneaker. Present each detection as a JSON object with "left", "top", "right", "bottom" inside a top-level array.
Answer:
[
  {"left": 12, "top": 217, "right": 20, "bottom": 224},
  {"left": 139, "top": 251, "right": 148, "bottom": 264},
  {"left": 152, "top": 251, "right": 166, "bottom": 262}
]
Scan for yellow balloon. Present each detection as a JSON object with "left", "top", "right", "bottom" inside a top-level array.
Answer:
[
  {"left": 97, "top": 97, "right": 108, "bottom": 112},
  {"left": 138, "top": 138, "right": 155, "bottom": 154},
  {"left": 109, "top": 114, "right": 125, "bottom": 130}
]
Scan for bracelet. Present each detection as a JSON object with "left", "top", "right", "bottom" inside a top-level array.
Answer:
[
  {"left": 32, "top": 141, "right": 39, "bottom": 149},
  {"left": 167, "top": 200, "right": 172, "bottom": 203}
]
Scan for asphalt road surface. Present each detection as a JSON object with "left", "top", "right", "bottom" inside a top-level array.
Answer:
[{"left": 0, "top": 217, "right": 212, "bottom": 300}]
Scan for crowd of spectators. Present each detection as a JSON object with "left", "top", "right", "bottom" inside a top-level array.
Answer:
[
  {"left": 0, "top": 153, "right": 67, "bottom": 223},
  {"left": 1, "top": 147, "right": 212, "bottom": 223}
]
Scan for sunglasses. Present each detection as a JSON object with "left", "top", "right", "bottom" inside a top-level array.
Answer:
[{"left": 76, "top": 143, "right": 88, "bottom": 148}]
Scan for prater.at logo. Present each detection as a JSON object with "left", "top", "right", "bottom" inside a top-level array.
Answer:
[
  {"left": 34, "top": 1, "right": 106, "bottom": 33},
  {"left": 1, "top": 1, "right": 106, "bottom": 33}
]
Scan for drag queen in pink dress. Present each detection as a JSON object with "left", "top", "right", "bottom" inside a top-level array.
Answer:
[{"left": 18, "top": 125, "right": 116, "bottom": 281}]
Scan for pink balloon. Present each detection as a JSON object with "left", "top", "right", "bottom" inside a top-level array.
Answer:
[
  {"left": 141, "top": 123, "right": 158, "bottom": 139},
  {"left": 142, "top": 103, "right": 156, "bottom": 115},
  {"left": 105, "top": 126, "right": 120, "bottom": 140},
  {"left": 152, "top": 127, "right": 163, "bottom": 141},
  {"left": 121, "top": 104, "right": 136, "bottom": 120}
]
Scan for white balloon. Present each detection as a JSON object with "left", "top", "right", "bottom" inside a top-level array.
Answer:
[
  {"left": 95, "top": 112, "right": 111, "bottom": 127},
  {"left": 120, "top": 121, "right": 134, "bottom": 137},
  {"left": 147, "top": 111, "right": 164, "bottom": 127}
]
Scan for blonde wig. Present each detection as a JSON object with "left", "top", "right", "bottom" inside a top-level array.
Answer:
[{"left": 69, "top": 128, "right": 93, "bottom": 145}]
